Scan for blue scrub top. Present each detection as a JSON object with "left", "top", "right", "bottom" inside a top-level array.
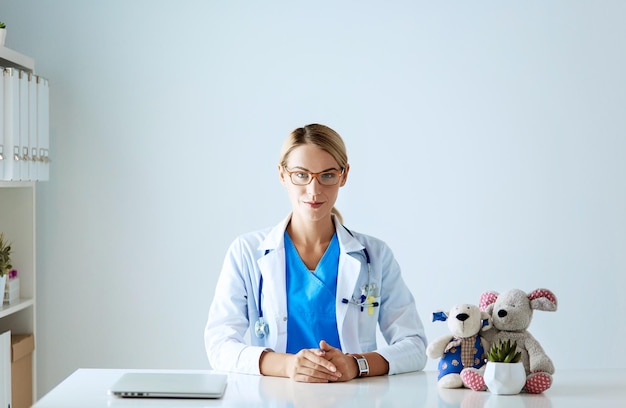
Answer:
[{"left": 285, "top": 231, "right": 342, "bottom": 353}]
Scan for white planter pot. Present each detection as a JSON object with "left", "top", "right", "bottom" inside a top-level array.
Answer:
[
  {"left": 0, "top": 274, "right": 6, "bottom": 303},
  {"left": 484, "top": 362, "right": 526, "bottom": 395},
  {"left": 0, "top": 29, "right": 5, "bottom": 46}
]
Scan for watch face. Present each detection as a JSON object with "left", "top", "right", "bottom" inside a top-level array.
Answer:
[
  {"left": 353, "top": 356, "right": 369, "bottom": 377},
  {"left": 358, "top": 359, "right": 368, "bottom": 370}
]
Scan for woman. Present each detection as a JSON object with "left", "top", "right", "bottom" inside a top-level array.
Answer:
[{"left": 205, "top": 124, "right": 427, "bottom": 382}]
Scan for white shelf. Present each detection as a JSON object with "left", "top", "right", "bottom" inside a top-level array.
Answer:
[
  {"left": 0, "top": 181, "right": 36, "bottom": 188},
  {"left": 0, "top": 46, "right": 35, "bottom": 72},
  {"left": 0, "top": 298, "right": 34, "bottom": 319}
]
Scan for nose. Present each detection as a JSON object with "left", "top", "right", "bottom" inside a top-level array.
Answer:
[
  {"left": 306, "top": 177, "right": 322, "bottom": 194},
  {"left": 498, "top": 309, "right": 507, "bottom": 318},
  {"left": 456, "top": 313, "right": 469, "bottom": 322}
]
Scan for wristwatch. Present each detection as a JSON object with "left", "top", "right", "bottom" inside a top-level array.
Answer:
[{"left": 353, "top": 355, "right": 369, "bottom": 377}]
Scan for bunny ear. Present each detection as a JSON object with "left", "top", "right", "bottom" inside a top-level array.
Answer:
[
  {"left": 479, "top": 291, "right": 499, "bottom": 311},
  {"left": 528, "top": 288, "right": 558, "bottom": 311}
]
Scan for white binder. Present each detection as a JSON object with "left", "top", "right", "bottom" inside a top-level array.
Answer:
[
  {"left": 28, "top": 73, "right": 38, "bottom": 180},
  {"left": 37, "top": 76, "right": 49, "bottom": 180},
  {"left": 19, "top": 70, "right": 29, "bottom": 180},
  {"left": 0, "top": 330, "right": 11, "bottom": 408},
  {"left": 2, "top": 68, "right": 20, "bottom": 181}
]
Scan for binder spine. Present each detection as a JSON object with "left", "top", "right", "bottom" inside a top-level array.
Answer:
[{"left": 1, "top": 67, "right": 49, "bottom": 181}]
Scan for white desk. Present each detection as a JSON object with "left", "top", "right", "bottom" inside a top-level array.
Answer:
[{"left": 33, "top": 368, "right": 625, "bottom": 407}]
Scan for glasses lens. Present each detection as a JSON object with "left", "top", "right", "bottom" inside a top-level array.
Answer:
[
  {"left": 319, "top": 172, "right": 340, "bottom": 185},
  {"left": 290, "top": 171, "right": 312, "bottom": 185}
]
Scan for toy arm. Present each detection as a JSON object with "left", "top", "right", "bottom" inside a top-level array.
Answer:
[
  {"left": 523, "top": 335, "right": 555, "bottom": 374},
  {"left": 426, "top": 335, "right": 454, "bottom": 359}
]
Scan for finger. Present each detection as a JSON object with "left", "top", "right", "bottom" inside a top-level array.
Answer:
[
  {"left": 296, "top": 350, "right": 341, "bottom": 380},
  {"left": 294, "top": 365, "right": 341, "bottom": 383},
  {"left": 319, "top": 340, "right": 333, "bottom": 352},
  {"left": 319, "top": 339, "right": 341, "bottom": 352},
  {"left": 318, "top": 340, "right": 344, "bottom": 361},
  {"left": 306, "top": 349, "right": 338, "bottom": 372}
]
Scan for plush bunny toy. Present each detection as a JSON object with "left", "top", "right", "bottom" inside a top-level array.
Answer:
[
  {"left": 461, "top": 288, "right": 557, "bottom": 394},
  {"left": 426, "top": 304, "right": 491, "bottom": 388}
]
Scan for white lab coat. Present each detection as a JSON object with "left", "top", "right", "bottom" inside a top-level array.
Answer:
[{"left": 204, "top": 214, "right": 427, "bottom": 375}]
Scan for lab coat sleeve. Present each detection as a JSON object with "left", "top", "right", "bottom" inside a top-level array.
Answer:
[
  {"left": 204, "top": 236, "right": 268, "bottom": 374},
  {"left": 370, "top": 239, "right": 428, "bottom": 375}
]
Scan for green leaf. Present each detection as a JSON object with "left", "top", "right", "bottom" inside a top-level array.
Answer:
[{"left": 487, "top": 339, "right": 521, "bottom": 363}]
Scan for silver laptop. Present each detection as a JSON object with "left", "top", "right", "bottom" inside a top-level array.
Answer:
[{"left": 109, "top": 372, "right": 227, "bottom": 399}]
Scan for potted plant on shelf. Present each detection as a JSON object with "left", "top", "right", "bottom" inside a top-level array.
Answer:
[
  {"left": 483, "top": 339, "right": 526, "bottom": 395},
  {"left": 0, "top": 22, "right": 6, "bottom": 47},
  {"left": 0, "top": 232, "right": 12, "bottom": 297}
]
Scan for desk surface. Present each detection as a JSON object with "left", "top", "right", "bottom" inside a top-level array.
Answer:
[{"left": 33, "top": 368, "right": 625, "bottom": 408}]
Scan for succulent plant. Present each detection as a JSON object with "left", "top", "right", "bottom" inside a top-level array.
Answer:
[
  {"left": 0, "top": 232, "right": 13, "bottom": 277},
  {"left": 487, "top": 339, "right": 522, "bottom": 363},
  {"left": 0, "top": 22, "right": 5, "bottom": 29}
]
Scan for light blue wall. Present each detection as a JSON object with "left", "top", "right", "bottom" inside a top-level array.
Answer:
[{"left": 2, "top": 0, "right": 625, "bottom": 397}]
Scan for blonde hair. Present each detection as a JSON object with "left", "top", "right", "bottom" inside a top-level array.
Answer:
[{"left": 279, "top": 124, "right": 348, "bottom": 223}]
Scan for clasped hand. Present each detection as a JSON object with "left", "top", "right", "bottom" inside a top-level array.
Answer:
[{"left": 286, "top": 340, "right": 358, "bottom": 383}]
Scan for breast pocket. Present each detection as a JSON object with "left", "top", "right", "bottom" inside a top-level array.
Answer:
[{"left": 357, "top": 295, "right": 381, "bottom": 351}]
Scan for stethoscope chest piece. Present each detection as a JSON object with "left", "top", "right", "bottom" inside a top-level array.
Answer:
[{"left": 255, "top": 317, "right": 269, "bottom": 338}]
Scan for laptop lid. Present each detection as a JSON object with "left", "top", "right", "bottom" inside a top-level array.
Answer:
[{"left": 109, "top": 372, "right": 227, "bottom": 399}]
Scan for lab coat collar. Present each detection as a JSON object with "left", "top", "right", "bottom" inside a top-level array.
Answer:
[
  {"left": 335, "top": 220, "right": 366, "bottom": 255},
  {"left": 257, "top": 214, "right": 291, "bottom": 253}
]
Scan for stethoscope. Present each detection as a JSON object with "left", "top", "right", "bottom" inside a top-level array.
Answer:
[{"left": 254, "top": 227, "right": 379, "bottom": 339}]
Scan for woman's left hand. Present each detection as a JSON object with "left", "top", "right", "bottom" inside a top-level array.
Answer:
[{"left": 318, "top": 340, "right": 359, "bottom": 381}]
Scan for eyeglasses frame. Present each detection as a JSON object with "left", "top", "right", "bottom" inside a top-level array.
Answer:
[{"left": 283, "top": 167, "right": 345, "bottom": 186}]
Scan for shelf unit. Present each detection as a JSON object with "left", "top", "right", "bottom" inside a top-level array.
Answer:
[{"left": 0, "top": 46, "right": 38, "bottom": 403}]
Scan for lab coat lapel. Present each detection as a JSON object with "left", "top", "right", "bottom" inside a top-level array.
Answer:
[
  {"left": 335, "top": 222, "right": 366, "bottom": 352},
  {"left": 256, "top": 215, "right": 290, "bottom": 351}
]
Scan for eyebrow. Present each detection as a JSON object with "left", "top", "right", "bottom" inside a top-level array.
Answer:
[{"left": 289, "top": 166, "right": 341, "bottom": 173}]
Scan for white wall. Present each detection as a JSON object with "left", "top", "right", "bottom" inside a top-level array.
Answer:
[{"left": 2, "top": 0, "right": 625, "bottom": 397}]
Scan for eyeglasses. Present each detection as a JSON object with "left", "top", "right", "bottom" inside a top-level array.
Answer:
[{"left": 283, "top": 168, "right": 344, "bottom": 186}]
